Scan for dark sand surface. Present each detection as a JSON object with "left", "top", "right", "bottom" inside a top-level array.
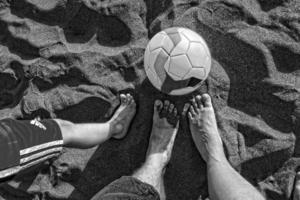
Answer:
[{"left": 0, "top": 0, "right": 299, "bottom": 199}]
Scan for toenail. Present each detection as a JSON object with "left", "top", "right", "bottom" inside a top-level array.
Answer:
[{"left": 174, "top": 108, "right": 177, "bottom": 115}]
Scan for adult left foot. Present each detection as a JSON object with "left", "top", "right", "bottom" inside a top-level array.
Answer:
[
  {"left": 109, "top": 93, "right": 136, "bottom": 139},
  {"left": 146, "top": 100, "right": 179, "bottom": 168},
  {"left": 132, "top": 100, "right": 178, "bottom": 200}
]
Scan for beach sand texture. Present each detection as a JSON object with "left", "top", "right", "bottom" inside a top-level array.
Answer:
[{"left": 0, "top": 0, "right": 299, "bottom": 199}]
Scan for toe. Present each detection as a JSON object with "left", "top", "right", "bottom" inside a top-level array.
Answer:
[
  {"left": 188, "top": 112, "right": 194, "bottom": 121},
  {"left": 120, "top": 94, "right": 127, "bottom": 104},
  {"left": 173, "top": 108, "right": 178, "bottom": 117},
  {"left": 202, "top": 94, "right": 212, "bottom": 107},
  {"left": 129, "top": 94, "right": 135, "bottom": 105},
  {"left": 154, "top": 100, "right": 163, "bottom": 113},
  {"left": 129, "top": 98, "right": 136, "bottom": 109},
  {"left": 169, "top": 103, "right": 174, "bottom": 113},
  {"left": 182, "top": 103, "right": 190, "bottom": 116},
  {"left": 163, "top": 100, "right": 170, "bottom": 112},
  {"left": 196, "top": 95, "right": 203, "bottom": 109},
  {"left": 191, "top": 97, "right": 198, "bottom": 110},
  {"left": 130, "top": 95, "right": 136, "bottom": 105},
  {"left": 126, "top": 93, "right": 132, "bottom": 105},
  {"left": 189, "top": 105, "right": 197, "bottom": 116}
]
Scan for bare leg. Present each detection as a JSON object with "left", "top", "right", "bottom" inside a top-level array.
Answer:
[
  {"left": 54, "top": 93, "right": 136, "bottom": 148},
  {"left": 185, "top": 94, "right": 265, "bottom": 200},
  {"left": 294, "top": 171, "right": 300, "bottom": 200},
  {"left": 133, "top": 100, "right": 179, "bottom": 200}
]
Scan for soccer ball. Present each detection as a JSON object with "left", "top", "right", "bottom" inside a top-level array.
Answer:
[{"left": 144, "top": 27, "right": 211, "bottom": 95}]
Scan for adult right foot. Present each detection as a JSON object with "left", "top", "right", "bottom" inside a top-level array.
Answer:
[{"left": 185, "top": 94, "right": 226, "bottom": 164}]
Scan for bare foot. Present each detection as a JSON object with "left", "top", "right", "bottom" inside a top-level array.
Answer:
[
  {"left": 294, "top": 172, "right": 300, "bottom": 200},
  {"left": 184, "top": 94, "right": 225, "bottom": 163},
  {"left": 147, "top": 100, "right": 179, "bottom": 168},
  {"left": 133, "top": 100, "right": 178, "bottom": 200},
  {"left": 109, "top": 93, "right": 136, "bottom": 139}
]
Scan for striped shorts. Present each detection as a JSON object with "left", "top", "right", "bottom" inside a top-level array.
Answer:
[{"left": 0, "top": 118, "right": 63, "bottom": 181}]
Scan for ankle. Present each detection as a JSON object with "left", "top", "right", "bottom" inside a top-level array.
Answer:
[
  {"left": 207, "top": 154, "right": 228, "bottom": 168},
  {"left": 108, "top": 121, "right": 123, "bottom": 138},
  {"left": 145, "top": 154, "right": 168, "bottom": 171}
]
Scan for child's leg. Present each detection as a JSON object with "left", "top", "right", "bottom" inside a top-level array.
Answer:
[
  {"left": 0, "top": 94, "right": 136, "bottom": 181},
  {"left": 0, "top": 118, "right": 64, "bottom": 180},
  {"left": 54, "top": 93, "right": 136, "bottom": 149}
]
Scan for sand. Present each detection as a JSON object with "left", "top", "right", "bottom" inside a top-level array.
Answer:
[{"left": 0, "top": 0, "right": 299, "bottom": 199}]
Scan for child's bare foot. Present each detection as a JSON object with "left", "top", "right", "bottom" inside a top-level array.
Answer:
[
  {"left": 185, "top": 94, "right": 226, "bottom": 163},
  {"left": 294, "top": 171, "right": 300, "bottom": 200},
  {"left": 146, "top": 100, "right": 179, "bottom": 169},
  {"left": 109, "top": 93, "right": 136, "bottom": 139}
]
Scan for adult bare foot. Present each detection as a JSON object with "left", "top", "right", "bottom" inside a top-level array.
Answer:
[
  {"left": 146, "top": 100, "right": 179, "bottom": 168},
  {"left": 133, "top": 100, "right": 179, "bottom": 200},
  {"left": 294, "top": 171, "right": 300, "bottom": 200},
  {"left": 109, "top": 93, "right": 136, "bottom": 139},
  {"left": 185, "top": 94, "right": 225, "bottom": 164}
]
